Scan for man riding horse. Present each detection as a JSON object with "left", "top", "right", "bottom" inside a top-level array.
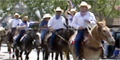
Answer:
[
  {"left": 40, "top": 14, "right": 52, "bottom": 45},
  {"left": 71, "top": 1, "right": 96, "bottom": 58},
  {"left": 48, "top": 7, "right": 66, "bottom": 51},
  {"left": 14, "top": 16, "right": 30, "bottom": 46},
  {"left": 10, "top": 13, "right": 22, "bottom": 36}
]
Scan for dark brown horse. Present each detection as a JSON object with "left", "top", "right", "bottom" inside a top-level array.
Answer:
[
  {"left": 14, "top": 28, "right": 41, "bottom": 60},
  {"left": 42, "top": 27, "right": 75, "bottom": 60}
]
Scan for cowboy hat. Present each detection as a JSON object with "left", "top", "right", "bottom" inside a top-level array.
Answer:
[
  {"left": 54, "top": 7, "right": 63, "bottom": 12},
  {"left": 14, "top": 13, "right": 20, "bottom": 17},
  {"left": 70, "top": 8, "right": 77, "bottom": 12},
  {"left": 43, "top": 14, "right": 52, "bottom": 18},
  {"left": 78, "top": 1, "right": 91, "bottom": 9},
  {"left": 68, "top": 8, "right": 77, "bottom": 14}
]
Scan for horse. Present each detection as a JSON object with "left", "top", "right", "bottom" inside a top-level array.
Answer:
[
  {"left": 42, "top": 27, "right": 75, "bottom": 60},
  {"left": 58, "top": 27, "right": 75, "bottom": 60},
  {"left": 0, "top": 27, "right": 16, "bottom": 58},
  {"left": 69, "top": 20, "right": 115, "bottom": 60},
  {"left": 0, "top": 27, "right": 7, "bottom": 50},
  {"left": 14, "top": 28, "right": 41, "bottom": 60},
  {"left": 42, "top": 29, "right": 66, "bottom": 60}
]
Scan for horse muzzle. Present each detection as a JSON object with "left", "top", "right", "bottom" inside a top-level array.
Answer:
[{"left": 107, "top": 37, "right": 115, "bottom": 45}]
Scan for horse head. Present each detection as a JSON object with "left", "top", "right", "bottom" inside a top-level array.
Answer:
[
  {"left": 94, "top": 20, "right": 115, "bottom": 45},
  {"left": 30, "top": 28, "right": 41, "bottom": 46}
]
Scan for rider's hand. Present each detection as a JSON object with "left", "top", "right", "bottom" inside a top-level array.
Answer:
[
  {"left": 49, "top": 27, "right": 55, "bottom": 32},
  {"left": 85, "top": 19, "right": 90, "bottom": 23}
]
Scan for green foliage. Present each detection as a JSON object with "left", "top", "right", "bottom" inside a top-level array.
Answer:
[{"left": 0, "top": 0, "right": 119, "bottom": 20}]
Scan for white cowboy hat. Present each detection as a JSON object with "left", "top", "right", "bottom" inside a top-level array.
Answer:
[
  {"left": 14, "top": 13, "right": 20, "bottom": 17},
  {"left": 70, "top": 8, "right": 76, "bottom": 12},
  {"left": 43, "top": 14, "right": 52, "bottom": 19},
  {"left": 78, "top": 1, "right": 91, "bottom": 9},
  {"left": 54, "top": 7, "right": 63, "bottom": 12}
]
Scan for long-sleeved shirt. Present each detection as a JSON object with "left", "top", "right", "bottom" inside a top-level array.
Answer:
[
  {"left": 67, "top": 15, "right": 73, "bottom": 27},
  {"left": 39, "top": 20, "right": 48, "bottom": 30},
  {"left": 11, "top": 18, "right": 22, "bottom": 28},
  {"left": 19, "top": 21, "right": 29, "bottom": 31},
  {"left": 48, "top": 15, "right": 66, "bottom": 30},
  {"left": 72, "top": 11, "right": 96, "bottom": 29}
]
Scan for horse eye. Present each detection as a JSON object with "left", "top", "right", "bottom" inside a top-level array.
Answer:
[{"left": 103, "top": 30, "right": 106, "bottom": 32}]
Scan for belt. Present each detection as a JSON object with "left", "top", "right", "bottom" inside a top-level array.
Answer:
[{"left": 78, "top": 28, "right": 87, "bottom": 30}]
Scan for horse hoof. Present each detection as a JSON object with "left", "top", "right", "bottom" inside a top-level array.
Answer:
[
  {"left": 12, "top": 55, "right": 14, "bottom": 58},
  {"left": 37, "top": 58, "right": 39, "bottom": 60}
]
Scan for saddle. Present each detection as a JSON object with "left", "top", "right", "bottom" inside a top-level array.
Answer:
[{"left": 70, "top": 31, "right": 89, "bottom": 45}]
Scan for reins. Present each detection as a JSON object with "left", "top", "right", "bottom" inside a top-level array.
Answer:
[
  {"left": 53, "top": 31, "right": 68, "bottom": 43},
  {"left": 86, "top": 24, "right": 105, "bottom": 51}
]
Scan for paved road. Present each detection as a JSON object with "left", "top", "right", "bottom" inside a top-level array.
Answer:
[
  {"left": 0, "top": 44, "right": 117, "bottom": 60},
  {"left": 0, "top": 44, "right": 74, "bottom": 60}
]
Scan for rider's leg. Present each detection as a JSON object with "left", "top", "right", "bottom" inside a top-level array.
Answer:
[
  {"left": 75, "top": 29, "right": 85, "bottom": 57},
  {"left": 11, "top": 28, "right": 16, "bottom": 35},
  {"left": 41, "top": 30, "right": 48, "bottom": 41},
  {"left": 50, "top": 32, "right": 56, "bottom": 48},
  {"left": 15, "top": 30, "right": 25, "bottom": 45}
]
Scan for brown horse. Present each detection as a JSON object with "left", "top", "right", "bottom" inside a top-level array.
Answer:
[{"left": 69, "top": 20, "right": 115, "bottom": 60}]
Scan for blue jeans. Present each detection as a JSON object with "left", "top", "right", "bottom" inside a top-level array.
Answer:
[
  {"left": 41, "top": 29, "right": 48, "bottom": 40},
  {"left": 50, "top": 29, "right": 63, "bottom": 48},
  {"left": 11, "top": 28, "right": 16, "bottom": 36},
  {"left": 75, "top": 29, "right": 87, "bottom": 56},
  {"left": 16, "top": 30, "right": 25, "bottom": 44}
]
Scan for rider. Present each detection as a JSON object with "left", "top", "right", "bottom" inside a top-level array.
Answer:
[
  {"left": 65, "top": 0, "right": 77, "bottom": 27},
  {"left": 10, "top": 13, "right": 22, "bottom": 36},
  {"left": 48, "top": 7, "right": 66, "bottom": 50},
  {"left": 39, "top": 14, "right": 52, "bottom": 44},
  {"left": 15, "top": 16, "right": 29, "bottom": 46},
  {"left": 72, "top": 1, "right": 96, "bottom": 58}
]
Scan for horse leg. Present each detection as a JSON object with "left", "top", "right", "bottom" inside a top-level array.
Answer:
[
  {"left": 55, "top": 52, "right": 59, "bottom": 60},
  {"left": 44, "top": 51, "right": 49, "bottom": 60},
  {"left": 60, "top": 52, "right": 63, "bottom": 60},
  {"left": 25, "top": 50, "right": 31, "bottom": 60},
  {"left": 0, "top": 37, "right": 2, "bottom": 50},
  {"left": 20, "top": 50, "right": 23, "bottom": 60},
  {"left": 7, "top": 43, "right": 12, "bottom": 58},
  {"left": 15, "top": 48, "right": 19, "bottom": 60},
  {"left": 66, "top": 52, "right": 70, "bottom": 60},
  {"left": 52, "top": 52, "right": 54, "bottom": 60},
  {"left": 37, "top": 48, "right": 40, "bottom": 60}
]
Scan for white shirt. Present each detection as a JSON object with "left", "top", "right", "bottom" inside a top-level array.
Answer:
[
  {"left": 72, "top": 11, "right": 96, "bottom": 29},
  {"left": 11, "top": 19, "right": 22, "bottom": 28},
  {"left": 48, "top": 15, "right": 66, "bottom": 30},
  {"left": 67, "top": 15, "right": 73, "bottom": 27}
]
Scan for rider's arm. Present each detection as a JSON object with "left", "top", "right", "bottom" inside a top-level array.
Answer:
[
  {"left": 71, "top": 13, "right": 79, "bottom": 29},
  {"left": 17, "top": 23, "right": 26, "bottom": 29},
  {"left": 39, "top": 21, "right": 47, "bottom": 30},
  {"left": 89, "top": 12, "right": 96, "bottom": 24},
  {"left": 48, "top": 17, "right": 55, "bottom": 31}
]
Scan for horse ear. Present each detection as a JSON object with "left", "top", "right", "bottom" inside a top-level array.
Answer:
[
  {"left": 96, "top": 22, "right": 102, "bottom": 27},
  {"left": 102, "top": 19, "right": 106, "bottom": 25}
]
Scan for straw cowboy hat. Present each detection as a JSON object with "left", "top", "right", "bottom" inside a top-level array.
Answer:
[
  {"left": 78, "top": 1, "right": 91, "bottom": 9},
  {"left": 23, "top": 16, "right": 29, "bottom": 21},
  {"left": 14, "top": 13, "right": 20, "bottom": 17},
  {"left": 43, "top": 14, "right": 52, "bottom": 19},
  {"left": 54, "top": 7, "right": 63, "bottom": 12},
  {"left": 68, "top": 8, "right": 77, "bottom": 14}
]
